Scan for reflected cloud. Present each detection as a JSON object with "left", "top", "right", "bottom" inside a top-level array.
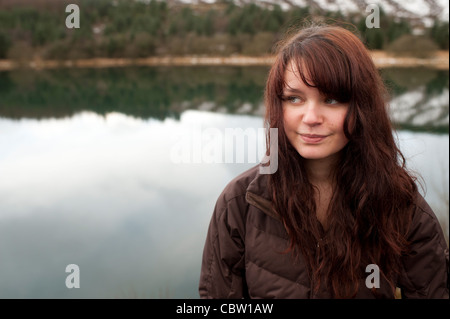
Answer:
[{"left": 0, "top": 110, "right": 259, "bottom": 298}]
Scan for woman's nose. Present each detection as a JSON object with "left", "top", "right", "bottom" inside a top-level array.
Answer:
[{"left": 302, "top": 102, "right": 322, "bottom": 126}]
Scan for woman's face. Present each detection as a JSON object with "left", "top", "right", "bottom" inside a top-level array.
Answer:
[{"left": 282, "top": 61, "right": 349, "bottom": 163}]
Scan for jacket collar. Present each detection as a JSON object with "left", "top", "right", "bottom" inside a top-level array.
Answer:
[{"left": 245, "top": 167, "right": 280, "bottom": 221}]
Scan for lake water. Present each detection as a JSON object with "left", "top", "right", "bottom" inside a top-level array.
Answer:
[{"left": 0, "top": 66, "right": 448, "bottom": 298}]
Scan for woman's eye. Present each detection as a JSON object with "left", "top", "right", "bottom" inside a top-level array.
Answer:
[
  {"left": 325, "top": 98, "right": 339, "bottom": 105},
  {"left": 286, "top": 96, "right": 303, "bottom": 104}
]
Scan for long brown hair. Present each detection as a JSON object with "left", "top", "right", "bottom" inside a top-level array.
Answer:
[{"left": 264, "top": 23, "right": 418, "bottom": 298}]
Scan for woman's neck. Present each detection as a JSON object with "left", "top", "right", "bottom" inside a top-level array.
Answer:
[
  {"left": 304, "top": 156, "right": 337, "bottom": 187},
  {"left": 304, "top": 157, "right": 339, "bottom": 231}
]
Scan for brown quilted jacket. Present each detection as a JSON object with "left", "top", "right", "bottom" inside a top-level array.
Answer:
[{"left": 199, "top": 164, "right": 449, "bottom": 299}]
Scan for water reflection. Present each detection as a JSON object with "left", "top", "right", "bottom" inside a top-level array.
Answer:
[
  {"left": 0, "top": 66, "right": 448, "bottom": 298},
  {"left": 0, "top": 66, "right": 448, "bottom": 133},
  {"left": 0, "top": 111, "right": 261, "bottom": 298},
  {"left": 381, "top": 68, "right": 449, "bottom": 132},
  {"left": 0, "top": 67, "right": 268, "bottom": 121}
]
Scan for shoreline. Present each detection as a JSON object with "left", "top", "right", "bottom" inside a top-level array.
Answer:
[{"left": 0, "top": 51, "right": 448, "bottom": 70}]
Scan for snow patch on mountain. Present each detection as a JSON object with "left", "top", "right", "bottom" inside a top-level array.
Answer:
[{"left": 174, "top": 0, "right": 449, "bottom": 24}]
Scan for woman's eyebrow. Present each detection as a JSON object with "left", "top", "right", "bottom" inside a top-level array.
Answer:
[{"left": 282, "top": 87, "right": 305, "bottom": 94}]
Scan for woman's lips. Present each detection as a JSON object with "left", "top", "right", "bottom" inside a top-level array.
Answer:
[{"left": 299, "top": 133, "right": 328, "bottom": 144}]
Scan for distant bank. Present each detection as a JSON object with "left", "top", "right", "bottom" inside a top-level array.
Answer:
[{"left": 0, "top": 51, "right": 448, "bottom": 71}]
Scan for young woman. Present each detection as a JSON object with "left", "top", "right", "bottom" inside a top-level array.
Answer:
[{"left": 199, "top": 24, "right": 449, "bottom": 298}]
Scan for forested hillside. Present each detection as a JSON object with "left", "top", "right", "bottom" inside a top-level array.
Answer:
[{"left": 0, "top": 0, "right": 448, "bottom": 60}]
